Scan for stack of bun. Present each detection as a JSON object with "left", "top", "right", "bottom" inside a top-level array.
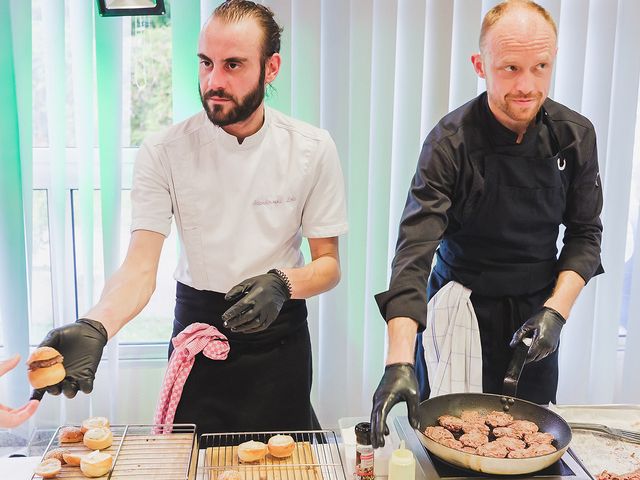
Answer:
[{"left": 36, "top": 415, "right": 113, "bottom": 479}]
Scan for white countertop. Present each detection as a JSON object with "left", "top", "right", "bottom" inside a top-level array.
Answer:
[{"left": 0, "top": 456, "right": 40, "bottom": 480}]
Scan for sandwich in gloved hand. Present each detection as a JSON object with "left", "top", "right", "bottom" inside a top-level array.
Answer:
[{"left": 26, "top": 347, "right": 65, "bottom": 389}]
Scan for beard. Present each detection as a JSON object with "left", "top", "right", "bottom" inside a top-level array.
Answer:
[
  {"left": 200, "top": 63, "right": 266, "bottom": 127},
  {"left": 497, "top": 92, "right": 544, "bottom": 126}
]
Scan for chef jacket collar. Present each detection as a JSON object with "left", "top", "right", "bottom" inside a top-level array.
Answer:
[
  {"left": 482, "top": 92, "right": 543, "bottom": 149},
  {"left": 215, "top": 106, "right": 271, "bottom": 150}
]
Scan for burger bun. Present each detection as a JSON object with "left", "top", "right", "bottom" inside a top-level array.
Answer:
[
  {"left": 34, "top": 458, "right": 62, "bottom": 479},
  {"left": 268, "top": 434, "right": 295, "bottom": 458},
  {"left": 80, "top": 450, "right": 113, "bottom": 478},
  {"left": 237, "top": 440, "right": 268, "bottom": 463},
  {"left": 27, "top": 347, "right": 65, "bottom": 389},
  {"left": 83, "top": 427, "right": 113, "bottom": 450}
]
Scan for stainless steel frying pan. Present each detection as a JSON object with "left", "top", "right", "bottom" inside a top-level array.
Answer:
[{"left": 414, "top": 342, "right": 572, "bottom": 475}]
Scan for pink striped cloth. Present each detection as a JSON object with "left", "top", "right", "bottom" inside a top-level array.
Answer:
[{"left": 154, "top": 322, "right": 229, "bottom": 431}]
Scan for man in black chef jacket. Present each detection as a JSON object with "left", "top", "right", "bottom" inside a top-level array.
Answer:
[
  {"left": 31, "top": 0, "right": 348, "bottom": 433},
  {"left": 370, "top": 0, "right": 603, "bottom": 447}
]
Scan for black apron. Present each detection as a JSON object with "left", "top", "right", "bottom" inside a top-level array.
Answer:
[
  {"left": 170, "top": 282, "right": 321, "bottom": 434},
  {"left": 416, "top": 110, "right": 566, "bottom": 405}
]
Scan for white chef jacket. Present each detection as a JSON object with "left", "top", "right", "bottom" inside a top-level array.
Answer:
[{"left": 131, "top": 107, "right": 348, "bottom": 293}]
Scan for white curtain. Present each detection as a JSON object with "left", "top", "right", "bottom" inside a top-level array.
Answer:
[{"left": 2, "top": 0, "right": 639, "bottom": 433}]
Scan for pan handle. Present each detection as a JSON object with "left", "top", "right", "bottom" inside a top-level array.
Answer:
[{"left": 503, "top": 340, "right": 531, "bottom": 398}]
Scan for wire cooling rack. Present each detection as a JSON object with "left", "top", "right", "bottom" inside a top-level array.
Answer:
[{"left": 198, "top": 430, "right": 345, "bottom": 480}]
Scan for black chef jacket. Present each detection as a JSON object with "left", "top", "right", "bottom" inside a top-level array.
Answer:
[{"left": 376, "top": 92, "right": 603, "bottom": 331}]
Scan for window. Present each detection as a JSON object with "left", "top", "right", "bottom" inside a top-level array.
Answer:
[
  {"left": 28, "top": 0, "right": 176, "bottom": 352},
  {"left": 32, "top": 1, "right": 48, "bottom": 148},
  {"left": 619, "top": 83, "right": 640, "bottom": 344},
  {"left": 30, "top": 190, "right": 55, "bottom": 345},
  {"left": 127, "top": 1, "right": 173, "bottom": 146},
  {"left": 31, "top": 0, "right": 77, "bottom": 148},
  {"left": 71, "top": 189, "right": 177, "bottom": 344}
]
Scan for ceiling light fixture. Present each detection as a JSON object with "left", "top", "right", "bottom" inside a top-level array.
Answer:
[{"left": 96, "top": 0, "right": 166, "bottom": 17}]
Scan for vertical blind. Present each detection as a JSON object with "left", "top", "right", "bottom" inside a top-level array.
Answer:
[{"left": 1, "top": 0, "right": 639, "bottom": 429}]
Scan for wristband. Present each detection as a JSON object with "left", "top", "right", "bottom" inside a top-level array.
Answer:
[{"left": 268, "top": 268, "right": 293, "bottom": 299}]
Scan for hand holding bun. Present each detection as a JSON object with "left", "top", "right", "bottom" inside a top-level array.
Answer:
[
  {"left": 237, "top": 440, "right": 268, "bottom": 463},
  {"left": 268, "top": 434, "right": 295, "bottom": 458},
  {"left": 80, "top": 450, "right": 113, "bottom": 478},
  {"left": 83, "top": 427, "right": 113, "bottom": 450},
  {"left": 30, "top": 318, "right": 108, "bottom": 400},
  {"left": 27, "top": 347, "right": 65, "bottom": 389},
  {"left": 34, "top": 458, "right": 62, "bottom": 478}
]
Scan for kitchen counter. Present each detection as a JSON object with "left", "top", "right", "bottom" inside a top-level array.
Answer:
[
  {"left": 2, "top": 406, "right": 639, "bottom": 480},
  {"left": 0, "top": 427, "right": 349, "bottom": 480},
  {"left": 0, "top": 442, "right": 348, "bottom": 480},
  {"left": 0, "top": 456, "right": 40, "bottom": 480}
]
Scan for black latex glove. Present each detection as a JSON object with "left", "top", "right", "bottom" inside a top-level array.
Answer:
[
  {"left": 221, "top": 272, "right": 291, "bottom": 334},
  {"left": 31, "top": 318, "right": 108, "bottom": 400},
  {"left": 370, "top": 363, "right": 420, "bottom": 448},
  {"left": 510, "top": 306, "right": 566, "bottom": 363}
]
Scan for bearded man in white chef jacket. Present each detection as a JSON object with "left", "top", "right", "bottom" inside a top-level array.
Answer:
[{"left": 33, "top": 0, "right": 347, "bottom": 434}]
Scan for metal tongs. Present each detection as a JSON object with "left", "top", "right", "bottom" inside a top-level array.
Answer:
[{"left": 569, "top": 422, "right": 640, "bottom": 444}]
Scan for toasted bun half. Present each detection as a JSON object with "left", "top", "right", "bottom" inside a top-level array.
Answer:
[
  {"left": 80, "top": 450, "right": 113, "bottom": 478},
  {"left": 62, "top": 451, "right": 83, "bottom": 466},
  {"left": 237, "top": 440, "right": 268, "bottom": 463},
  {"left": 83, "top": 427, "right": 113, "bottom": 450},
  {"left": 28, "top": 363, "right": 66, "bottom": 389},
  {"left": 27, "top": 346, "right": 62, "bottom": 363},
  {"left": 34, "top": 458, "right": 62, "bottom": 479},
  {"left": 81, "top": 416, "right": 110, "bottom": 433},
  {"left": 268, "top": 434, "right": 295, "bottom": 458}
]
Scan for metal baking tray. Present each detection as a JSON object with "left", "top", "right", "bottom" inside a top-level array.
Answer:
[
  {"left": 31, "top": 423, "right": 197, "bottom": 479},
  {"left": 198, "top": 430, "right": 345, "bottom": 480},
  {"left": 550, "top": 404, "right": 640, "bottom": 475}
]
